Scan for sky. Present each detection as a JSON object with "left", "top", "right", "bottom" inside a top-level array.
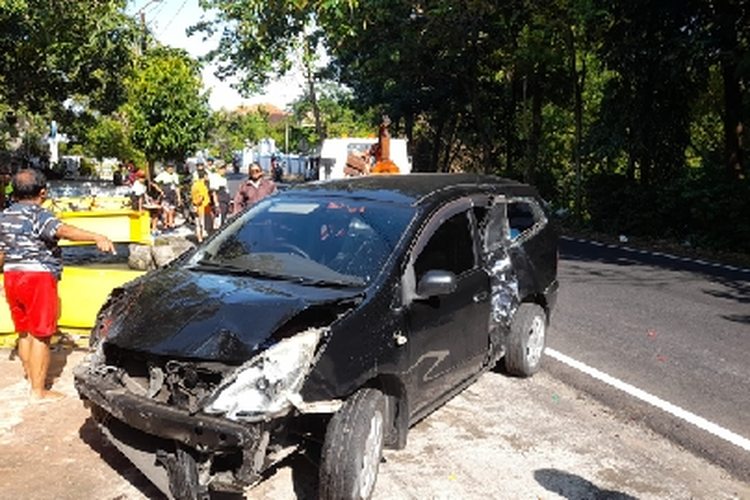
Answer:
[{"left": 127, "top": 0, "right": 304, "bottom": 110}]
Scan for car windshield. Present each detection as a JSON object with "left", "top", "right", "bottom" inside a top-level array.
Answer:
[{"left": 188, "top": 194, "right": 414, "bottom": 286}]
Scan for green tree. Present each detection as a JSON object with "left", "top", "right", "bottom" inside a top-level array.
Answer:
[
  {"left": 289, "top": 83, "right": 376, "bottom": 144},
  {"left": 193, "top": 0, "right": 360, "bottom": 148},
  {"left": 178, "top": 0, "right": 750, "bottom": 253},
  {"left": 85, "top": 113, "right": 143, "bottom": 164},
  {"left": 206, "top": 107, "right": 272, "bottom": 161},
  {"left": 589, "top": 0, "right": 711, "bottom": 186},
  {"left": 0, "top": 0, "right": 137, "bottom": 116},
  {"left": 193, "top": 0, "right": 355, "bottom": 93},
  {"left": 123, "top": 47, "right": 211, "bottom": 169}
]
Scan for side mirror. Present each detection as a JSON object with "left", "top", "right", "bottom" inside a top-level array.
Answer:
[{"left": 416, "top": 270, "right": 457, "bottom": 298}]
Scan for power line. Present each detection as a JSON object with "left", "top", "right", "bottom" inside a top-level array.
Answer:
[
  {"left": 158, "top": 0, "right": 189, "bottom": 37},
  {"left": 148, "top": 0, "right": 167, "bottom": 28}
]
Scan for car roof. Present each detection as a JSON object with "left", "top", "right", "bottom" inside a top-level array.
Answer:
[{"left": 287, "top": 173, "right": 540, "bottom": 206}]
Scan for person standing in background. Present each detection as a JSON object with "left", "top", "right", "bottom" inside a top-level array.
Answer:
[
  {"left": 231, "top": 162, "right": 277, "bottom": 215},
  {"left": 112, "top": 164, "right": 124, "bottom": 187},
  {"left": 204, "top": 157, "right": 217, "bottom": 233},
  {"left": 209, "top": 163, "right": 230, "bottom": 228},
  {"left": 0, "top": 163, "right": 12, "bottom": 209},
  {"left": 154, "top": 163, "right": 181, "bottom": 231},
  {"left": 124, "top": 162, "right": 137, "bottom": 186},
  {"left": 131, "top": 170, "right": 163, "bottom": 235},
  {"left": 192, "top": 158, "right": 207, "bottom": 181},
  {"left": 130, "top": 170, "right": 148, "bottom": 212},
  {"left": 191, "top": 170, "right": 210, "bottom": 243}
]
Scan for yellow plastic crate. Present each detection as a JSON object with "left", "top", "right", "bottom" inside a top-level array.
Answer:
[{"left": 55, "top": 209, "right": 153, "bottom": 246}]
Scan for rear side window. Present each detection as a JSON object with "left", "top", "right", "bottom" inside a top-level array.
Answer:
[
  {"left": 508, "top": 201, "right": 541, "bottom": 240},
  {"left": 414, "top": 211, "right": 474, "bottom": 280}
]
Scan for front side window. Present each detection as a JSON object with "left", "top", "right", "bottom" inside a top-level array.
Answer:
[{"left": 414, "top": 211, "right": 474, "bottom": 281}]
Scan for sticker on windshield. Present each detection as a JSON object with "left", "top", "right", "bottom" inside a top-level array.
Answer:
[{"left": 268, "top": 203, "right": 319, "bottom": 214}]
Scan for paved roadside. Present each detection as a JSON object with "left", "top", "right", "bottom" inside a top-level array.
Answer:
[{"left": 1, "top": 346, "right": 748, "bottom": 500}]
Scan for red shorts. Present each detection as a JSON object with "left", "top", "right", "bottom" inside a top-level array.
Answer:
[{"left": 3, "top": 271, "right": 59, "bottom": 338}]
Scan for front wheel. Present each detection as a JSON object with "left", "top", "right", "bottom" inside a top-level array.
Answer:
[
  {"left": 319, "top": 388, "right": 386, "bottom": 500},
  {"left": 505, "top": 303, "right": 547, "bottom": 377}
]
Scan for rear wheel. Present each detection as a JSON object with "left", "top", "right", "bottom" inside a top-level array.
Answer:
[
  {"left": 319, "top": 388, "right": 386, "bottom": 500},
  {"left": 505, "top": 303, "right": 546, "bottom": 377}
]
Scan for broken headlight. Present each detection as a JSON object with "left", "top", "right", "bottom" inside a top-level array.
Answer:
[{"left": 203, "top": 328, "right": 322, "bottom": 421}]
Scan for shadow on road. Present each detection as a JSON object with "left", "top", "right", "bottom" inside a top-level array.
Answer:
[
  {"left": 535, "top": 468, "right": 640, "bottom": 500},
  {"left": 78, "top": 416, "right": 168, "bottom": 500}
]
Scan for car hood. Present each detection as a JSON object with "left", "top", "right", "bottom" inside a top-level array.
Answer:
[{"left": 101, "top": 267, "right": 363, "bottom": 362}]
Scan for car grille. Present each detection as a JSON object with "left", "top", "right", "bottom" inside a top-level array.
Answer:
[{"left": 101, "top": 343, "right": 235, "bottom": 414}]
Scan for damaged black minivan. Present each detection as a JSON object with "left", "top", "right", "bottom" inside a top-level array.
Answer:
[{"left": 74, "top": 173, "right": 558, "bottom": 500}]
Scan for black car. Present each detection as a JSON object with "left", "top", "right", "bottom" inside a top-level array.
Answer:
[{"left": 74, "top": 173, "right": 559, "bottom": 500}]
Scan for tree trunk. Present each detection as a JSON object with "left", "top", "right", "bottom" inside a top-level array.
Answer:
[
  {"left": 404, "top": 111, "right": 414, "bottom": 145},
  {"left": 715, "top": 0, "right": 746, "bottom": 179},
  {"left": 722, "top": 59, "right": 745, "bottom": 179},
  {"left": 505, "top": 73, "right": 516, "bottom": 175},
  {"left": 525, "top": 74, "right": 542, "bottom": 185},
  {"left": 574, "top": 63, "right": 584, "bottom": 222},
  {"left": 431, "top": 119, "right": 444, "bottom": 173},
  {"left": 566, "top": 23, "right": 584, "bottom": 223},
  {"left": 304, "top": 40, "right": 324, "bottom": 144}
]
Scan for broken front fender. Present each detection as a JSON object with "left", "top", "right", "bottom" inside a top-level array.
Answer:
[{"left": 74, "top": 364, "right": 264, "bottom": 452}]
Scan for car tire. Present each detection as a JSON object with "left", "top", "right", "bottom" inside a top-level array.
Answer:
[
  {"left": 319, "top": 388, "right": 386, "bottom": 500},
  {"left": 505, "top": 303, "right": 546, "bottom": 377}
]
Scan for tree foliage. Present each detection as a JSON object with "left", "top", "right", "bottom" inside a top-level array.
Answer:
[
  {"left": 85, "top": 114, "right": 143, "bottom": 164},
  {"left": 2, "top": 0, "right": 748, "bottom": 254},
  {"left": 198, "top": 0, "right": 750, "bottom": 252},
  {"left": 123, "top": 47, "right": 211, "bottom": 167},
  {"left": 205, "top": 107, "right": 272, "bottom": 161},
  {"left": 0, "top": 0, "right": 138, "bottom": 116},
  {"left": 0, "top": 0, "right": 141, "bottom": 167},
  {"left": 193, "top": 0, "right": 354, "bottom": 93},
  {"left": 289, "top": 83, "right": 377, "bottom": 147}
]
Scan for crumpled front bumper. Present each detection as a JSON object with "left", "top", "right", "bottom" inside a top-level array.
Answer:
[
  {"left": 74, "top": 362, "right": 273, "bottom": 496},
  {"left": 74, "top": 365, "right": 261, "bottom": 452}
]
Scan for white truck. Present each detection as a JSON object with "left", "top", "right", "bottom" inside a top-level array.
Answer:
[{"left": 318, "top": 137, "right": 412, "bottom": 180}]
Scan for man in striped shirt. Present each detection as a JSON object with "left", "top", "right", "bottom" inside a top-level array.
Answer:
[{"left": 0, "top": 169, "right": 116, "bottom": 402}]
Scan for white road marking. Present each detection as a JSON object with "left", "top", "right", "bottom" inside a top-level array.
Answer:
[{"left": 546, "top": 348, "right": 750, "bottom": 452}]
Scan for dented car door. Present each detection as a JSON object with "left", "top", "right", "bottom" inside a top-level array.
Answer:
[{"left": 402, "top": 200, "right": 491, "bottom": 417}]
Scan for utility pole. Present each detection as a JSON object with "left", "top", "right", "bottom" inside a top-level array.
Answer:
[{"left": 134, "top": 0, "right": 161, "bottom": 54}]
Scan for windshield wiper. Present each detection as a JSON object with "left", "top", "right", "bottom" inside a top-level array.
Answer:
[
  {"left": 190, "top": 259, "right": 365, "bottom": 286},
  {"left": 190, "top": 259, "right": 301, "bottom": 281},
  {"left": 297, "top": 277, "right": 365, "bottom": 288},
  {"left": 189, "top": 260, "right": 252, "bottom": 275}
]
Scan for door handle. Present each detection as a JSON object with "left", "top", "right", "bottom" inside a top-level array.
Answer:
[
  {"left": 393, "top": 331, "right": 408, "bottom": 346},
  {"left": 473, "top": 291, "right": 488, "bottom": 303}
]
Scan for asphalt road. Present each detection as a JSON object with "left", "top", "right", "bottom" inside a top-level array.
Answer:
[{"left": 549, "top": 236, "right": 750, "bottom": 482}]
